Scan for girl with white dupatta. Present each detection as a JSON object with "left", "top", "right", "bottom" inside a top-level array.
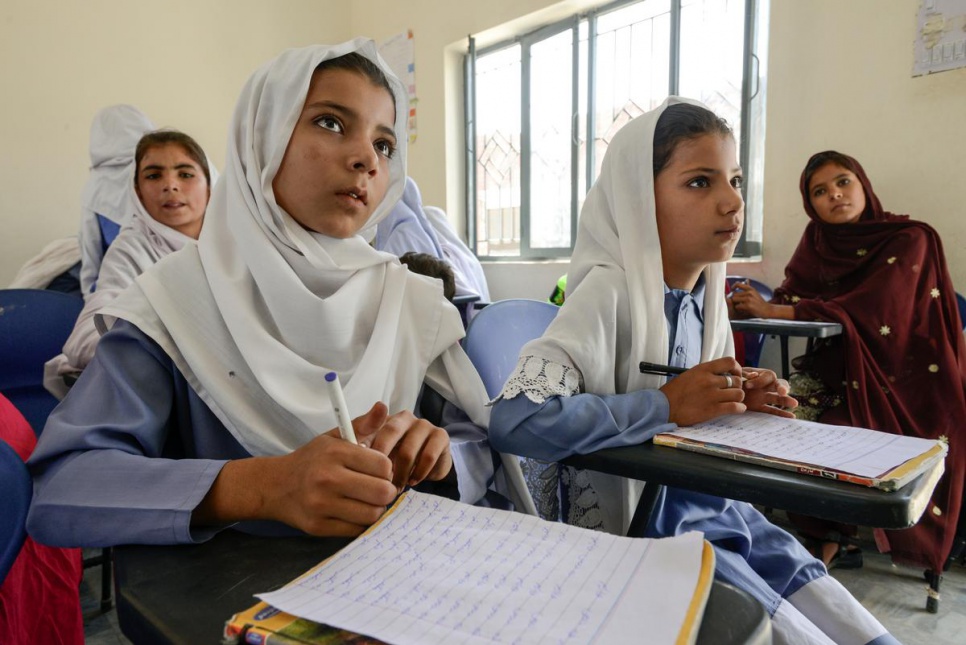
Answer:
[
  {"left": 28, "top": 40, "right": 502, "bottom": 547},
  {"left": 77, "top": 105, "right": 157, "bottom": 298},
  {"left": 490, "top": 99, "right": 898, "bottom": 645},
  {"left": 43, "top": 130, "right": 212, "bottom": 399}
]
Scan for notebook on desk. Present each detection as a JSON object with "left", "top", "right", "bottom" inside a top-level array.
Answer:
[
  {"left": 655, "top": 412, "right": 946, "bottom": 491},
  {"left": 224, "top": 491, "right": 715, "bottom": 645}
]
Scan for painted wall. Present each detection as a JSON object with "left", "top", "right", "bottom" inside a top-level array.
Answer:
[
  {"left": 730, "top": 0, "right": 966, "bottom": 294},
  {"left": 3, "top": 0, "right": 964, "bottom": 303},
  {"left": 0, "top": 0, "right": 348, "bottom": 284}
]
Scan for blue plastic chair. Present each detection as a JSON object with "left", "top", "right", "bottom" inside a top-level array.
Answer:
[
  {"left": 464, "top": 298, "right": 560, "bottom": 398},
  {"left": 956, "top": 292, "right": 966, "bottom": 331},
  {"left": 0, "top": 438, "right": 31, "bottom": 586},
  {"left": 726, "top": 276, "right": 774, "bottom": 367},
  {"left": 0, "top": 289, "right": 83, "bottom": 435},
  {"left": 463, "top": 299, "right": 560, "bottom": 518}
]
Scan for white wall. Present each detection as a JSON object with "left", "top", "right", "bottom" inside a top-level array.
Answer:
[
  {"left": 0, "top": 0, "right": 348, "bottom": 284},
  {"left": 3, "top": 0, "right": 964, "bottom": 300},
  {"left": 731, "top": 0, "right": 966, "bottom": 293}
]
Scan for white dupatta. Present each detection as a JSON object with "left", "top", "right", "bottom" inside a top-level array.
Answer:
[
  {"left": 99, "top": 40, "right": 490, "bottom": 458},
  {"left": 506, "top": 97, "right": 734, "bottom": 533}
]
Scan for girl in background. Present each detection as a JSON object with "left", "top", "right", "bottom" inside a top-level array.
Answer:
[
  {"left": 44, "top": 130, "right": 212, "bottom": 397},
  {"left": 732, "top": 151, "right": 965, "bottom": 578}
]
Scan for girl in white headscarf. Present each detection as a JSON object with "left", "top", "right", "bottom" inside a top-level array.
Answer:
[
  {"left": 29, "top": 40, "right": 501, "bottom": 546},
  {"left": 43, "top": 130, "right": 212, "bottom": 399},
  {"left": 491, "top": 98, "right": 897, "bottom": 645},
  {"left": 77, "top": 105, "right": 157, "bottom": 298}
]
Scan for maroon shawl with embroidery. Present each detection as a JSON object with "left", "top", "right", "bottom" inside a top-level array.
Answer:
[{"left": 773, "top": 151, "right": 966, "bottom": 572}]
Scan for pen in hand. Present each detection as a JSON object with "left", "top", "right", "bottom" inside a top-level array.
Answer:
[
  {"left": 639, "top": 361, "right": 688, "bottom": 377},
  {"left": 324, "top": 371, "right": 357, "bottom": 444},
  {"left": 639, "top": 361, "right": 748, "bottom": 383}
]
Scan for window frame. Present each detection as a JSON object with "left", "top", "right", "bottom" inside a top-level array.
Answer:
[{"left": 465, "top": 0, "right": 764, "bottom": 261}]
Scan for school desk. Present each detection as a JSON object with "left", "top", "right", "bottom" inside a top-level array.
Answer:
[
  {"left": 113, "top": 527, "right": 771, "bottom": 645},
  {"left": 563, "top": 441, "right": 942, "bottom": 538},
  {"left": 729, "top": 319, "right": 842, "bottom": 379}
]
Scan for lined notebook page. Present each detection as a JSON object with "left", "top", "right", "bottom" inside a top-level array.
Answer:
[
  {"left": 668, "top": 412, "right": 939, "bottom": 477},
  {"left": 258, "top": 491, "right": 709, "bottom": 645}
]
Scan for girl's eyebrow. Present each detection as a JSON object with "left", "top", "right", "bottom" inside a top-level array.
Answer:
[
  {"left": 679, "top": 166, "right": 742, "bottom": 175},
  {"left": 141, "top": 163, "right": 197, "bottom": 172},
  {"left": 304, "top": 100, "right": 397, "bottom": 142}
]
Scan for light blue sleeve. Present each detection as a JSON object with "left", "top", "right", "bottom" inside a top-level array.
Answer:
[
  {"left": 437, "top": 402, "right": 496, "bottom": 505},
  {"left": 27, "top": 323, "right": 229, "bottom": 548},
  {"left": 489, "top": 389, "right": 675, "bottom": 462}
]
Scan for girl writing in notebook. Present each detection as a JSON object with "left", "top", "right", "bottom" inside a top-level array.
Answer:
[
  {"left": 491, "top": 100, "right": 897, "bottom": 644},
  {"left": 28, "top": 40, "right": 501, "bottom": 546},
  {"left": 731, "top": 150, "right": 965, "bottom": 581}
]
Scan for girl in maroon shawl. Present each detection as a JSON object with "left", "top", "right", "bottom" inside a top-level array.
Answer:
[{"left": 731, "top": 150, "right": 966, "bottom": 583}]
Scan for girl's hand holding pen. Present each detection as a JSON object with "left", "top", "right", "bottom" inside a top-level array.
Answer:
[
  {"left": 657, "top": 358, "right": 798, "bottom": 426},
  {"left": 659, "top": 357, "right": 747, "bottom": 426},
  {"left": 730, "top": 280, "right": 770, "bottom": 318},
  {"left": 270, "top": 402, "right": 398, "bottom": 537}
]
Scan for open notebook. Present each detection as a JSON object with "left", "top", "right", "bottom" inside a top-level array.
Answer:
[
  {"left": 225, "top": 491, "right": 714, "bottom": 645},
  {"left": 655, "top": 411, "right": 946, "bottom": 491}
]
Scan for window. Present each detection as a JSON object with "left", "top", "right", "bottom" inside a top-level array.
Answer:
[{"left": 465, "top": 0, "right": 767, "bottom": 260}]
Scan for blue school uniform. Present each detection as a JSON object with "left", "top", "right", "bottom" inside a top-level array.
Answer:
[{"left": 27, "top": 321, "right": 497, "bottom": 548}]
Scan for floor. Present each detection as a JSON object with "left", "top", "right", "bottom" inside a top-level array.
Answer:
[{"left": 82, "top": 516, "right": 966, "bottom": 645}]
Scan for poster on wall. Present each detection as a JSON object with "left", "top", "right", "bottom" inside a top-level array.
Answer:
[
  {"left": 379, "top": 30, "right": 418, "bottom": 143},
  {"left": 913, "top": 0, "right": 966, "bottom": 76}
]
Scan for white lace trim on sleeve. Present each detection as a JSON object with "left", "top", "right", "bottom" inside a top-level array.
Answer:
[{"left": 497, "top": 355, "right": 581, "bottom": 404}]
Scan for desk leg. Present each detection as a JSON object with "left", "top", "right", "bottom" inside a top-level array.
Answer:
[
  {"left": 780, "top": 336, "right": 790, "bottom": 380},
  {"left": 926, "top": 569, "right": 941, "bottom": 613},
  {"left": 627, "top": 484, "right": 664, "bottom": 538}
]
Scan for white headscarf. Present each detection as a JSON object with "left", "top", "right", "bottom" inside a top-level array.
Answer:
[
  {"left": 78, "top": 105, "right": 157, "bottom": 296},
  {"left": 513, "top": 96, "right": 735, "bottom": 531},
  {"left": 374, "top": 177, "right": 491, "bottom": 300},
  {"left": 44, "top": 167, "right": 200, "bottom": 399},
  {"left": 99, "top": 40, "right": 489, "bottom": 457}
]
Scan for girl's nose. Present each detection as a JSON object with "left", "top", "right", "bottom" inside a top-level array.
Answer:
[{"left": 348, "top": 138, "right": 379, "bottom": 176}]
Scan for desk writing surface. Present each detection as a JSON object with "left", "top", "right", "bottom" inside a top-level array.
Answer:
[
  {"left": 113, "top": 526, "right": 770, "bottom": 645},
  {"left": 563, "top": 442, "right": 938, "bottom": 530},
  {"left": 729, "top": 319, "right": 843, "bottom": 338}
]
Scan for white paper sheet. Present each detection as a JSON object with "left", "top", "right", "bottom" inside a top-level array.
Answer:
[
  {"left": 668, "top": 412, "right": 939, "bottom": 478},
  {"left": 258, "top": 492, "right": 708, "bottom": 645}
]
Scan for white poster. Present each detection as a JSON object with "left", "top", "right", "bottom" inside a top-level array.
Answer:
[{"left": 913, "top": 0, "right": 966, "bottom": 76}]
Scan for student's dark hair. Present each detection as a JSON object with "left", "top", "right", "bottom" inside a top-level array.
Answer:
[
  {"left": 134, "top": 130, "right": 211, "bottom": 186},
  {"left": 399, "top": 252, "right": 456, "bottom": 302},
  {"left": 652, "top": 103, "right": 733, "bottom": 177},
  {"left": 802, "top": 150, "right": 860, "bottom": 193},
  {"left": 316, "top": 53, "right": 396, "bottom": 108}
]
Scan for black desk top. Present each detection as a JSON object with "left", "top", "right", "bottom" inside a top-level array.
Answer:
[
  {"left": 114, "top": 528, "right": 770, "bottom": 645},
  {"left": 563, "top": 441, "right": 939, "bottom": 529},
  {"left": 729, "top": 319, "right": 842, "bottom": 338}
]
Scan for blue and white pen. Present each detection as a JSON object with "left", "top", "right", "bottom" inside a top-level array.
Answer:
[{"left": 324, "top": 371, "right": 357, "bottom": 444}]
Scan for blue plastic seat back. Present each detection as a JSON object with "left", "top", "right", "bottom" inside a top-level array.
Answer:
[
  {"left": 96, "top": 214, "right": 121, "bottom": 253},
  {"left": 0, "top": 438, "right": 31, "bottom": 585},
  {"left": 0, "top": 289, "right": 83, "bottom": 434},
  {"left": 726, "top": 276, "right": 774, "bottom": 367},
  {"left": 957, "top": 292, "right": 966, "bottom": 332},
  {"left": 463, "top": 299, "right": 559, "bottom": 398}
]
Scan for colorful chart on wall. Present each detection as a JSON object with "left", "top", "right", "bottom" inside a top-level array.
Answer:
[{"left": 379, "top": 30, "right": 418, "bottom": 143}]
